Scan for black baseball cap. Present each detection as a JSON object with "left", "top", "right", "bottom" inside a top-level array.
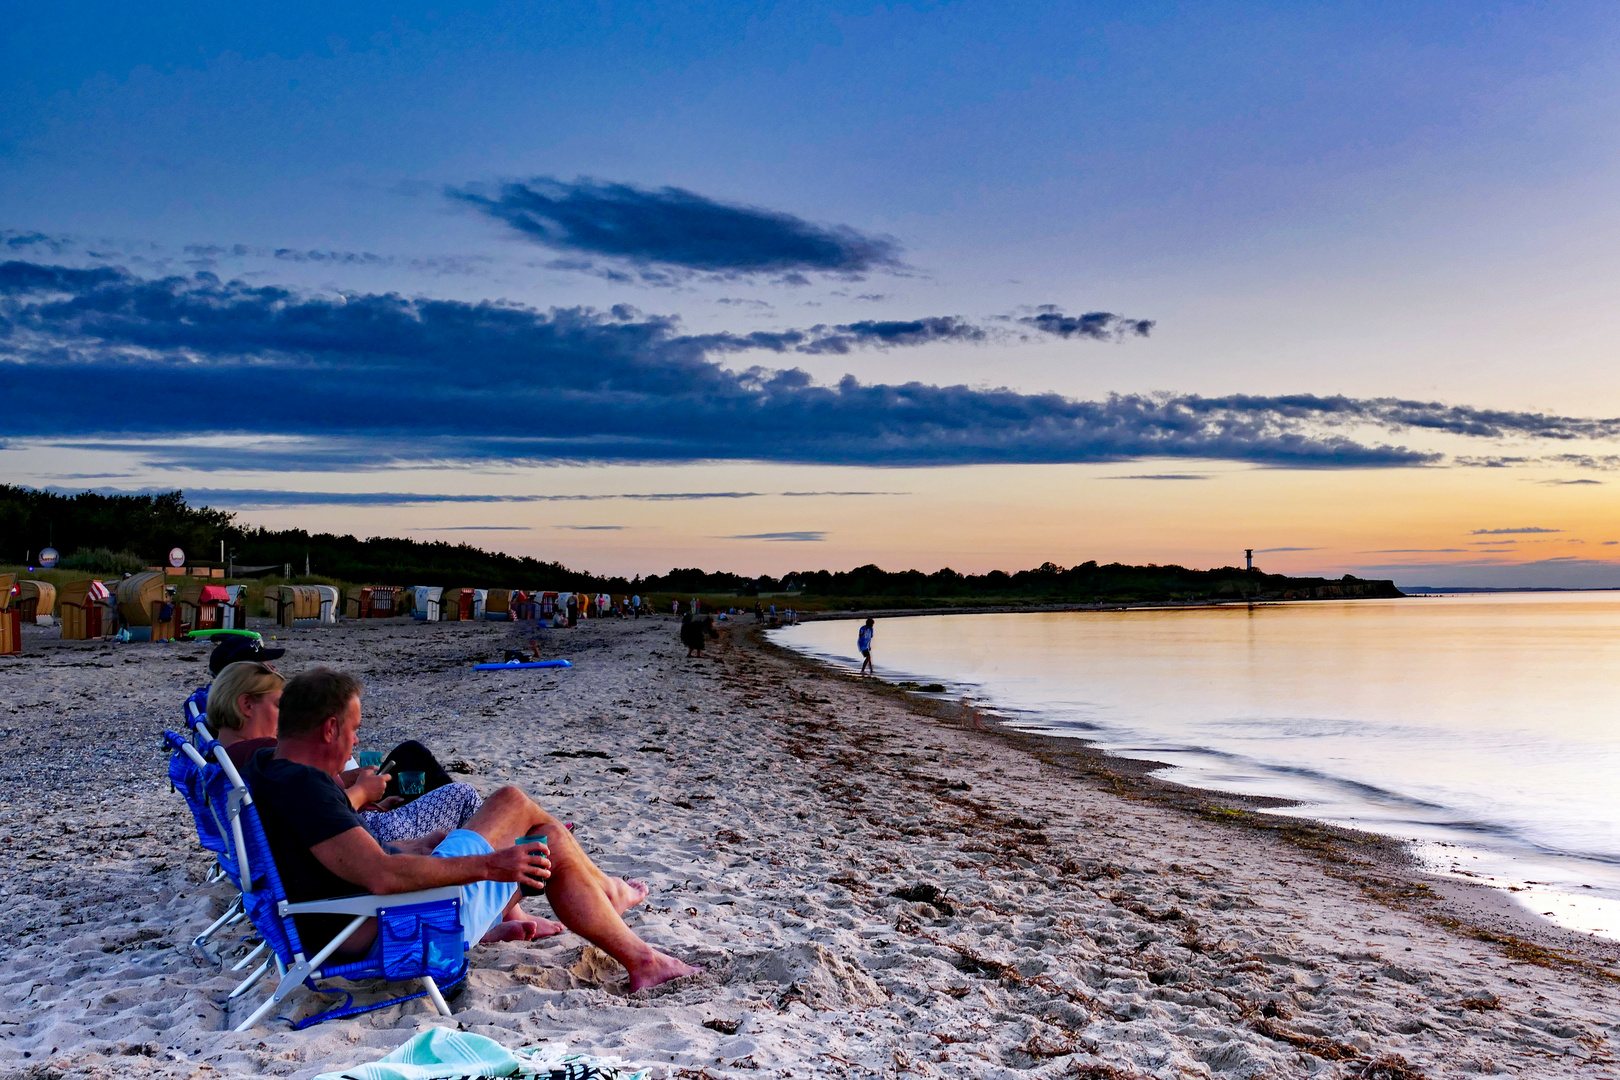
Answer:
[{"left": 209, "top": 636, "right": 286, "bottom": 676}]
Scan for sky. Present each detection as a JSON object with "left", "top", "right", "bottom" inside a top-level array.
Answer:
[{"left": 5, "top": 1, "right": 1620, "bottom": 587}]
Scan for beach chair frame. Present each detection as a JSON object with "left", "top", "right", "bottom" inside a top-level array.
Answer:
[
  {"left": 164, "top": 729, "right": 267, "bottom": 999},
  {"left": 171, "top": 733, "right": 469, "bottom": 1030}
]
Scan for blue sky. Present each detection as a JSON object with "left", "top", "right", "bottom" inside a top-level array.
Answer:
[{"left": 6, "top": 1, "right": 1620, "bottom": 585}]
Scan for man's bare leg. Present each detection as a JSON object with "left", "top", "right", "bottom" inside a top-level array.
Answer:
[
  {"left": 465, "top": 787, "right": 699, "bottom": 990},
  {"left": 481, "top": 892, "right": 566, "bottom": 942}
]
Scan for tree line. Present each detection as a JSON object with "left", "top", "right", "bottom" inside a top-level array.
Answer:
[{"left": 0, "top": 486, "right": 1394, "bottom": 601}]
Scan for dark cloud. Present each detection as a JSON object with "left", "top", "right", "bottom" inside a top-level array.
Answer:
[
  {"left": 725, "top": 531, "right": 827, "bottom": 542},
  {"left": 176, "top": 242, "right": 491, "bottom": 277},
  {"left": 2, "top": 230, "right": 71, "bottom": 253},
  {"left": 448, "top": 177, "right": 901, "bottom": 275},
  {"left": 1255, "top": 547, "right": 1320, "bottom": 553},
  {"left": 424, "top": 525, "right": 532, "bottom": 531},
  {"left": 795, "top": 316, "right": 985, "bottom": 354},
  {"left": 4, "top": 260, "right": 1601, "bottom": 472},
  {"left": 1103, "top": 473, "right": 1210, "bottom": 480},
  {"left": 1470, "top": 527, "right": 1561, "bottom": 535},
  {"left": 37, "top": 472, "right": 134, "bottom": 480},
  {"left": 1362, "top": 548, "right": 1469, "bottom": 554},
  {"left": 272, "top": 248, "right": 388, "bottom": 266},
  {"left": 1019, "top": 306, "right": 1154, "bottom": 340},
  {"left": 1539, "top": 478, "right": 1603, "bottom": 485},
  {"left": 35, "top": 486, "right": 895, "bottom": 507},
  {"left": 165, "top": 490, "right": 772, "bottom": 507},
  {"left": 1546, "top": 453, "right": 1620, "bottom": 470},
  {"left": 553, "top": 525, "right": 629, "bottom": 531}
]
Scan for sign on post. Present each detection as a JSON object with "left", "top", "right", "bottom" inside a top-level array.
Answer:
[
  {"left": 168, "top": 547, "right": 186, "bottom": 568},
  {"left": 38, "top": 548, "right": 59, "bottom": 568}
]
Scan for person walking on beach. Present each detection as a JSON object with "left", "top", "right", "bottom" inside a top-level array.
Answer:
[{"left": 857, "top": 617, "right": 875, "bottom": 676}]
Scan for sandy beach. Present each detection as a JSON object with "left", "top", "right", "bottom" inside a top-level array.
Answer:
[{"left": 2, "top": 613, "right": 1618, "bottom": 1079}]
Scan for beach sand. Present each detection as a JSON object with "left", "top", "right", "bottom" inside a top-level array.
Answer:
[{"left": 1, "top": 613, "right": 1618, "bottom": 1079}]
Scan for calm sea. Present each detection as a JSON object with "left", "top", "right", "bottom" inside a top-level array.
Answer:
[{"left": 769, "top": 593, "right": 1620, "bottom": 939}]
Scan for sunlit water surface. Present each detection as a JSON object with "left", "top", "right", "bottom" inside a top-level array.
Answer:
[{"left": 769, "top": 593, "right": 1620, "bottom": 939}]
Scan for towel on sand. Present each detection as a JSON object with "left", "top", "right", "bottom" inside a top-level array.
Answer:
[{"left": 313, "top": 1027, "right": 649, "bottom": 1080}]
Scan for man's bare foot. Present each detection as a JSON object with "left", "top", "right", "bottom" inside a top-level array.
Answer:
[
  {"left": 627, "top": 951, "right": 703, "bottom": 993},
  {"left": 602, "top": 876, "right": 650, "bottom": 914},
  {"left": 480, "top": 916, "right": 567, "bottom": 943}
]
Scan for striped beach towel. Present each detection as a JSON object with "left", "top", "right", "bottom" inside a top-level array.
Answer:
[{"left": 314, "top": 1027, "right": 649, "bottom": 1080}]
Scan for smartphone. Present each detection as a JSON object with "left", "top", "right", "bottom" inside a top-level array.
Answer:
[{"left": 517, "top": 834, "right": 548, "bottom": 896}]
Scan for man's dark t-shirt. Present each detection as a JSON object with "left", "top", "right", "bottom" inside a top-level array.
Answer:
[{"left": 241, "top": 747, "right": 368, "bottom": 950}]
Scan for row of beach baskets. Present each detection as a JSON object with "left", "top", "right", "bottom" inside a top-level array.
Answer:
[
  {"left": 0, "top": 575, "right": 623, "bottom": 650},
  {"left": 404, "top": 588, "right": 613, "bottom": 624}
]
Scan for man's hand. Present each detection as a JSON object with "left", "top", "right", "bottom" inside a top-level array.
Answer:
[
  {"left": 483, "top": 840, "right": 551, "bottom": 891},
  {"left": 344, "top": 767, "right": 391, "bottom": 809}
]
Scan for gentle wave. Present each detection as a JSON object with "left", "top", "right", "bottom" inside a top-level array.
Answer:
[{"left": 770, "top": 594, "right": 1620, "bottom": 938}]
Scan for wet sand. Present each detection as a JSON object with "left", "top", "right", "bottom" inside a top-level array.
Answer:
[{"left": 1, "top": 614, "right": 1617, "bottom": 1078}]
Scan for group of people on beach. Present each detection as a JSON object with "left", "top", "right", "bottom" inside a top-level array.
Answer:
[{"left": 196, "top": 636, "right": 699, "bottom": 991}]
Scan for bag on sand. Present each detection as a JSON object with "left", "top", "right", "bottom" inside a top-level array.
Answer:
[{"left": 312, "top": 1026, "right": 649, "bottom": 1080}]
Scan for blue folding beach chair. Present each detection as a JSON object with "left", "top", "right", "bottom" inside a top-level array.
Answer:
[
  {"left": 183, "top": 684, "right": 209, "bottom": 734},
  {"left": 185, "top": 738, "right": 469, "bottom": 1030},
  {"left": 164, "top": 731, "right": 271, "bottom": 998}
]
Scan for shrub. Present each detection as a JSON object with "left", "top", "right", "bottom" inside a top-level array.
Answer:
[{"left": 59, "top": 547, "right": 147, "bottom": 574}]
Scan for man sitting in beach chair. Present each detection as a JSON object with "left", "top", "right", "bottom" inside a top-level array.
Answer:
[{"left": 242, "top": 667, "right": 699, "bottom": 991}]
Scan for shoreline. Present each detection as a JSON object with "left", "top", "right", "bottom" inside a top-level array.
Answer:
[
  {"left": 764, "top": 612, "right": 1620, "bottom": 965},
  {"left": 2, "top": 615, "right": 1618, "bottom": 1078},
  {"left": 757, "top": 623, "right": 1620, "bottom": 972}
]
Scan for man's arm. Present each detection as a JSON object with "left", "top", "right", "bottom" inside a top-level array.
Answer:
[
  {"left": 337, "top": 767, "right": 392, "bottom": 811},
  {"left": 310, "top": 827, "right": 550, "bottom": 895}
]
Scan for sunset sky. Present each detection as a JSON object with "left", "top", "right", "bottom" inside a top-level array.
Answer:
[{"left": 6, "top": 1, "right": 1620, "bottom": 586}]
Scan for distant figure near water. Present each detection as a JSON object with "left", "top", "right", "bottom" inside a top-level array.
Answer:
[{"left": 857, "top": 618, "right": 875, "bottom": 676}]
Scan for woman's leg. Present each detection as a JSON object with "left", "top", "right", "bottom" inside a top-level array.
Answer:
[{"left": 360, "top": 782, "right": 484, "bottom": 844}]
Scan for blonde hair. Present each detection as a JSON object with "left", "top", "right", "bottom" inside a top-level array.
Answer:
[{"left": 208, "top": 661, "right": 285, "bottom": 731}]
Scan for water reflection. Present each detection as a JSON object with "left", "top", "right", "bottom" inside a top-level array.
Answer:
[{"left": 771, "top": 593, "right": 1620, "bottom": 938}]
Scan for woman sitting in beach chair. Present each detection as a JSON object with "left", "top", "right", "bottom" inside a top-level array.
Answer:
[
  {"left": 208, "top": 661, "right": 484, "bottom": 845},
  {"left": 243, "top": 667, "right": 697, "bottom": 988}
]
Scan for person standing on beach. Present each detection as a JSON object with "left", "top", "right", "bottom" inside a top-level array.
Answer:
[{"left": 857, "top": 617, "right": 875, "bottom": 676}]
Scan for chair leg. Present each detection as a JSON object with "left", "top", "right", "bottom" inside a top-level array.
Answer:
[
  {"left": 421, "top": 976, "right": 451, "bottom": 1017},
  {"left": 231, "top": 940, "right": 267, "bottom": 972},
  {"left": 233, "top": 915, "right": 366, "bottom": 1032},
  {"left": 234, "top": 962, "right": 311, "bottom": 1031},
  {"left": 228, "top": 958, "right": 271, "bottom": 1000},
  {"left": 193, "top": 895, "right": 243, "bottom": 948}
]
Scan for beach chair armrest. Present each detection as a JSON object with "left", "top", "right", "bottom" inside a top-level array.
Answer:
[{"left": 278, "top": 886, "right": 462, "bottom": 918}]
